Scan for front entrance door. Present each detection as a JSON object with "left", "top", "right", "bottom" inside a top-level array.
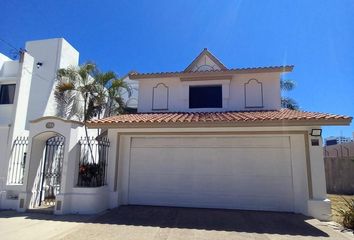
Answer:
[{"left": 38, "top": 136, "right": 65, "bottom": 207}]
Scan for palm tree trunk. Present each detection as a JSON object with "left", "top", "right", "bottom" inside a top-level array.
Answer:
[{"left": 83, "top": 93, "right": 95, "bottom": 163}]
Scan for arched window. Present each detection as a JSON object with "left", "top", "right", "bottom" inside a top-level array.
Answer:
[
  {"left": 152, "top": 83, "right": 168, "bottom": 110},
  {"left": 244, "top": 79, "right": 263, "bottom": 108}
]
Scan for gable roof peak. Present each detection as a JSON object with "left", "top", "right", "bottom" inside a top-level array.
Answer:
[{"left": 184, "top": 48, "right": 228, "bottom": 72}]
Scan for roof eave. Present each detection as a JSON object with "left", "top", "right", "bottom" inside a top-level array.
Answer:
[
  {"left": 87, "top": 118, "right": 351, "bottom": 129},
  {"left": 129, "top": 65, "right": 294, "bottom": 80}
]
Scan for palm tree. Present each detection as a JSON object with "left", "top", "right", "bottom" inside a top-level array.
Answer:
[
  {"left": 55, "top": 62, "right": 131, "bottom": 146},
  {"left": 55, "top": 62, "right": 131, "bottom": 162},
  {"left": 280, "top": 79, "right": 299, "bottom": 110},
  {"left": 55, "top": 62, "right": 131, "bottom": 121},
  {"left": 93, "top": 71, "right": 132, "bottom": 118}
]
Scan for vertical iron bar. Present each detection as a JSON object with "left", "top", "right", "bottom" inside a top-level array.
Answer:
[
  {"left": 21, "top": 152, "right": 27, "bottom": 184},
  {"left": 39, "top": 141, "right": 49, "bottom": 206},
  {"left": 11, "top": 138, "right": 19, "bottom": 184}
]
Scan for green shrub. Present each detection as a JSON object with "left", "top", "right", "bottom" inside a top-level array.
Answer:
[{"left": 335, "top": 197, "right": 354, "bottom": 229}]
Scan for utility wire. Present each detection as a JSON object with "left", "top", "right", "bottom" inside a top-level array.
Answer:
[
  {"left": 0, "top": 37, "right": 22, "bottom": 59},
  {"left": 0, "top": 37, "right": 19, "bottom": 52}
]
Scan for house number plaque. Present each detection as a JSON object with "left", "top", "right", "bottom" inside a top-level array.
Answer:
[{"left": 46, "top": 122, "right": 55, "bottom": 129}]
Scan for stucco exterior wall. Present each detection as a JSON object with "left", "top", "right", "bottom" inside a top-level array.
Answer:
[
  {"left": 0, "top": 59, "right": 20, "bottom": 126},
  {"left": 10, "top": 53, "right": 34, "bottom": 138},
  {"left": 25, "top": 38, "right": 79, "bottom": 124},
  {"left": 0, "top": 127, "right": 10, "bottom": 193},
  {"left": 137, "top": 72, "right": 281, "bottom": 112},
  {"left": 0, "top": 53, "right": 12, "bottom": 70},
  {"left": 0, "top": 53, "right": 34, "bottom": 202},
  {"left": 0, "top": 105, "right": 13, "bottom": 125}
]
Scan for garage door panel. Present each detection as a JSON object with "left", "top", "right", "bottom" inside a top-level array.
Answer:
[
  {"left": 129, "top": 190, "right": 293, "bottom": 211},
  {"left": 131, "top": 147, "right": 292, "bottom": 177},
  {"left": 132, "top": 136, "right": 290, "bottom": 148},
  {"left": 130, "top": 173, "right": 292, "bottom": 196},
  {"left": 128, "top": 136, "right": 294, "bottom": 212}
]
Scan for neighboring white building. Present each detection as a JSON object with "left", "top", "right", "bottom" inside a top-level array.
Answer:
[
  {"left": 324, "top": 136, "right": 352, "bottom": 146},
  {"left": 0, "top": 38, "right": 79, "bottom": 193},
  {"left": 0, "top": 38, "right": 142, "bottom": 213},
  {"left": 0, "top": 46, "right": 351, "bottom": 221}
]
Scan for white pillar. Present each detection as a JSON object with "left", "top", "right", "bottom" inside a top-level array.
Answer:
[
  {"left": 107, "top": 129, "right": 119, "bottom": 209},
  {"left": 307, "top": 133, "right": 331, "bottom": 221}
]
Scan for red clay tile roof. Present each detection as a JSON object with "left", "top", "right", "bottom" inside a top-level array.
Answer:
[
  {"left": 88, "top": 109, "right": 352, "bottom": 127},
  {"left": 129, "top": 65, "right": 294, "bottom": 79}
]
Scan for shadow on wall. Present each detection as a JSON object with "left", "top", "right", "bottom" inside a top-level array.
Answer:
[{"left": 0, "top": 205, "right": 328, "bottom": 237}]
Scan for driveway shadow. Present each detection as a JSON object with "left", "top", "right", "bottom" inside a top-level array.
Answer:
[{"left": 0, "top": 205, "right": 329, "bottom": 237}]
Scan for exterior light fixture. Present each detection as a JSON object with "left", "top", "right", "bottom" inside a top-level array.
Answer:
[
  {"left": 310, "top": 129, "right": 322, "bottom": 137},
  {"left": 36, "top": 62, "right": 43, "bottom": 68}
]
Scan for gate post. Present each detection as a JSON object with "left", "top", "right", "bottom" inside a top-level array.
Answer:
[{"left": 54, "top": 123, "right": 84, "bottom": 215}]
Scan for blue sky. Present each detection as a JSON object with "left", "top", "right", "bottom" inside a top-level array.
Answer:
[{"left": 1, "top": 0, "right": 353, "bottom": 138}]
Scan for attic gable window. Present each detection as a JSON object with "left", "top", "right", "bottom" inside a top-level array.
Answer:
[
  {"left": 189, "top": 85, "right": 222, "bottom": 108},
  {"left": 0, "top": 84, "right": 16, "bottom": 104}
]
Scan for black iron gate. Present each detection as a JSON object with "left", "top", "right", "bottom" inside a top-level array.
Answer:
[{"left": 39, "top": 136, "right": 65, "bottom": 207}]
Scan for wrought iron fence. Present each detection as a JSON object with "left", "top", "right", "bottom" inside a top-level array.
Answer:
[
  {"left": 7, "top": 136, "right": 28, "bottom": 184},
  {"left": 77, "top": 137, "right": 110, "bottom": 187}
]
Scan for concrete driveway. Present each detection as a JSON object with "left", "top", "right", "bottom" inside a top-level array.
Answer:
[{"left": 0, "top": 206, "right": 352, "bottom": 240}]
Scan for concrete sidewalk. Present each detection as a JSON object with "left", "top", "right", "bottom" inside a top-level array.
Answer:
[
  {"left": 0, "top": 210, "right": 94, "bottom": 240},
  {"left": 0, "top": 206, "right": 352, "bottom": 240}
]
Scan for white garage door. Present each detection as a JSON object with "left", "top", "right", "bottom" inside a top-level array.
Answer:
[{"left": 128, "top": 136, "right": 294, "bottom": 212}]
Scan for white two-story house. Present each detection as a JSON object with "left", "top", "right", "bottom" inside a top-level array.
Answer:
[
  {"left": 0, "top": 42, "right": 351, "bottom": 220},
  {"left": 89, "top": 48, "right": 352, "bottom": 220}
]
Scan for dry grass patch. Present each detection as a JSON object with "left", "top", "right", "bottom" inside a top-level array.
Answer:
[{"left": 328, "top": 194, "right": 354, "bottom": 226}]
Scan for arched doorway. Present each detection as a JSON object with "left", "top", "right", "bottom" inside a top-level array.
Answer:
[{"left": 26, "top": 132, "right": 65, "bottom": 211}]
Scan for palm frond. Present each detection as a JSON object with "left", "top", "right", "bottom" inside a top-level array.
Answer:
[
  {"left": 56, "top": 82, "right": 75, "bottom": 92},
  {"left": 54, "top": 85, "right": 81, "bottom": 119},
  {"left": 55, "top": 61, "right": 132, "bottom": 120},
  {"left": 281, "top": 97, "right": 299, "bottom": 110},
  {"left": 111, "top": 79, "right": 132, "bottom": 97},
  {"left": 280, "top": 79, "right": 296, "bottom": 91},
  {"left": 95, "top": 71, "right": 117, "bottom": 86},
  {"left": 57, "top": 67, "right": 80, "bottom": 83}
]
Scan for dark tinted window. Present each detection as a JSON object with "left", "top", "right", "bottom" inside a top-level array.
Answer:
[
  {"left": 189, "top": 85, "right": 222, "bottom": 108},
  {"left": 0, "top": 84, "right": 16, "bottom": 104}
]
